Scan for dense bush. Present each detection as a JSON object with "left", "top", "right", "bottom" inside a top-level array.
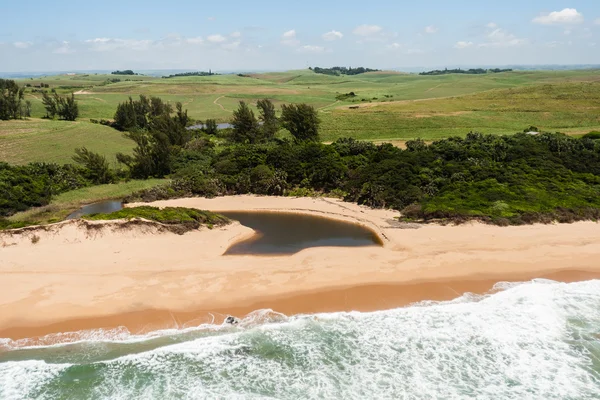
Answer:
[
  {"left": 0, "top": 162, "right": 90, "bottom": 216},
  {"left": 125, "top": 131, "right": 600, "bottom": 225}
]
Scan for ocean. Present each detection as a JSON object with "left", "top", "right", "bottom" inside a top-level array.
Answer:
[{"left": 1, "top": 279, "right": 599, "bottom": 399}]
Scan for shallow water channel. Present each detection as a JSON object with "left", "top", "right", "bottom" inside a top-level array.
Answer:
[
  {"left": 66, "top": 201, "right": 123, "bottom": 220},
  {"left": 221, "top": 211, "right": 382, "bottom": 255}
]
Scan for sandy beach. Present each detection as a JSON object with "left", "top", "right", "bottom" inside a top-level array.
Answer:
[{"left": 2, "top": 195, "right": 600, "bottom": 342}]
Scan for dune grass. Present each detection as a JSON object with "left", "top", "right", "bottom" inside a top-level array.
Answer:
[{"left": 83, "top": 206, "right": 230, "bottom": 234}]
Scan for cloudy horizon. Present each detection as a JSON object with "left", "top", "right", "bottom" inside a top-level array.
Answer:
[{"left": 2, "top": 1, "right": 600, "bottom": 72}]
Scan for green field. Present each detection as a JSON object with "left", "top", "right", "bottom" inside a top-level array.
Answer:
[
  {"left": 3, "top": 68, "right": 600, "bottom": 163},
  {"left": 0, "top": 118, "right": 134, "bottom": 164}
]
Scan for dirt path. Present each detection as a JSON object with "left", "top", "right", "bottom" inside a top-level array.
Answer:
[
  {"left": 318, "top": 100, "right": 340, "bottom": 112},
  {"left": 425, "top": 83, "right": 443, "bottom": 92},
  {"left": 74, "top": 90, "right": 93, "bottom": 95},
  {"left": 213, "top": 96, "right": 230, "bottom": 112}
]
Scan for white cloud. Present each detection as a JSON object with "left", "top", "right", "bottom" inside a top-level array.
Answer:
[
  {"left": 222, "top": 41, "right": 241, "bottom": 51},
  {"left": 486, "top": 22, "right": 498, "bottom": 29},
  {"left": 85, "top": 38, "right": 152, "bottom": 51},
  {"left": 53, "top": 41, "right": 74, "bottom": 54},
  {"left": 207, "top": 34, "right": 226, "bottom": 43},
  {"left": 454, "top": 41, "right": 474, "bottom": 49},
  {"left": 322, "top": 30, "right": 343, "bottom": 41},
  {"left": 353, "top": 24, "right": 382, "bottom": 36},
  {"left": 406, "top": 48, "right": 425, "bottom": 54},
  {"left": 207, "top": 16, "right": 216, "bottom": 21},
  {"left": 424, "top": 25, "right": 438, "bottom": 34},
  {"left": 386, "top": 43, "right": 403, "bottom": 50},
  {"left": 533, "top": 8, "right": 584, "bottom": 25},
  {"left": 298, "top": 45, "right": 325, "bottom": 53},
  {"left": 479, "top": 28, "right": 526, "bottom": 47},
  {"left": 230, "top": 31, "right": 242, "bottom": 38},
  {"left": 282, "top": 29, "right": 296, "bottom": 38},
  {"left": 186, "top": 37, "right": 204, "bottom": 44},
  {"left": 13, "top": 41, "right": 32, "bottom": 49},
  {"left": 281, "top": 29, "right": 299, "bottom": 46},
  {"left": 595, "top": 18, "right": 600, "bottom": 25},
  {"left": 564, "top": 29, "right": 572, "bottom": 36}
]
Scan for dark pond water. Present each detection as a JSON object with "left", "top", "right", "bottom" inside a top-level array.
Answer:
[
  {"left": 66, "top": 201, "right": 123, "bottom": 220},
  {"left": 221, "top": 211, "right": 382, "bottom": 255}
]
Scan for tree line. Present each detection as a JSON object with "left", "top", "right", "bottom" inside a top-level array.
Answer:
[
  {"left": 163, "top": 71, "right": 217, "bottom": 79},
  {"left": 419, "top": 68, "right": 513, "bottom": 76},
  {"left": 309, "top": 67, "right": 380, "bottom": 76},
  {"left": 111, "top": 70, "right": 137, "bottom": 75}
]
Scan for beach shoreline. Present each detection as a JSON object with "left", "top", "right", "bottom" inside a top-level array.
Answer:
[{"left": 2, "top": 195, "right": 600, "bottom": 343}]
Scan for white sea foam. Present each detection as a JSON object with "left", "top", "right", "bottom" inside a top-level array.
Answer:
[{"left": 1, "top": 279, "right": 599, "bottom": 399}]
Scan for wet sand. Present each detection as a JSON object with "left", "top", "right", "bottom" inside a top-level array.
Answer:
[{"left": 2, "top": 195, "right": 600, "bottom": 342}]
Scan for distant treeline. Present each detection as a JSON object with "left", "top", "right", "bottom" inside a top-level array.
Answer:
[
  {"left": 309, "top": 67, "right": 380, "bottom": 76},
  {"left": 163, "top": 71, "right": 218, "bottom": 79},
  {"left": 419, "top": 68, "right": 513, "bottom": 76},
  {"left": 111, "top": 70, "right": 137, "bottom": 75}
]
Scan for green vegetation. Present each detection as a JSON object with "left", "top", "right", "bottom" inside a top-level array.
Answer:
[
  {"left": 0, "top": 119, "right": 135, "bottom": 165},
  {"left": 128, "top": 131, "right": 600, "bottom": 225},
  {"left": 111, "top": 70, "right": 137, "bottom": 75},
  {"left": 3, "top": 179, "right": 167, "bottom": 229},
  {"left": 310, "top": 67, "right": 380, "bottom": 76},
  {"left": 321, "top": 82, "right": 600, "bottom": 141},
  {"left": 83, "top": 206, "right": 229, "bottom": 234},
  {"left": 419, "top": 68, "right": 513, "bottom": 76},
  {"left": 0, "top": 79, "right": 26, "bottom": 120},
  {"left": 3, "top": 69, "right": 600, "bottom": 230},
  {"left": 41, "top": 92, "right": 79, "bottom": 120},
  {"left": 163, "top": 71, "right": 217, "bottom": 78},
  {"left": 0, "top": 162, "right": 89, "bottom": 217}
]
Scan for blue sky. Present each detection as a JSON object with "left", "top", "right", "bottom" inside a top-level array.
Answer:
[{"left": 1, "top": 0, "right": 600, "bottom": 72}]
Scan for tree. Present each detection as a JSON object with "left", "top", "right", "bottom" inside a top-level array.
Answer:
[
  {"left": 256, "top": 98, "right": 279, "bottom": 141},
  {"left": 59, "top": 93, "right": 79, "bottom": 121},
  {"left": 41, "top": 92, "right": 79, "bottom": 120},
  {"left": 231, "top": 101, "right": 260, "bottom": 143},
  {"left": 72, "top": 147, "right": 114, "bottom": 184},
  {"left": 0, "top": 79, "right": 25, "bottom": 120},
  {"left": 204, "top": 119, "right": 218, "bottom": 135},
  {"left": 41, "top": 92, "right": 58, "bottom": 118},
  {"left": 280, "top": 103, "right": 320, "bottom": 142}
]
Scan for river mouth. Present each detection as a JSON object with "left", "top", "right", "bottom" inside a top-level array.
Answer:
[{"left": 221, "top": 211, "right": 383, "bottom": 255}]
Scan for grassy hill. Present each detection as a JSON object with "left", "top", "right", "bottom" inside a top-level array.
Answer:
[
  {"left": 2, "top": 69, "right": 600, "bottom": 163},
  {"left": 320, "top": 81, "right": 600, "bottom": 141},
  {"left": 0, "top": 118, "right": 134, "bottom": 164}
]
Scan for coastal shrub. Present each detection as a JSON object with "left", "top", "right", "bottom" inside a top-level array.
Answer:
[{"left": 0, "top": 162, "right": 90, "bottom": 217}]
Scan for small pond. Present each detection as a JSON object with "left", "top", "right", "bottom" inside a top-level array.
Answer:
[
  {"left": 221, "top": 211, "right": 382, "bottom": 256},
  {"left": 66, "top": 201, "right": 123, "bottom": 220},
  {"left": 186, "top": 123, "right": 232, "bottom": 130}
]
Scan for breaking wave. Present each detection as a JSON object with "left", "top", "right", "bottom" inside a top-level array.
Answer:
[{"left": 1, "top": 279, "right": 599, "bottom": 399}]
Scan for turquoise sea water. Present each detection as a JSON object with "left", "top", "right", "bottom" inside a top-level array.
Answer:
[{"left": 1, "top": 279, "right": 599, "bottom": 399}]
